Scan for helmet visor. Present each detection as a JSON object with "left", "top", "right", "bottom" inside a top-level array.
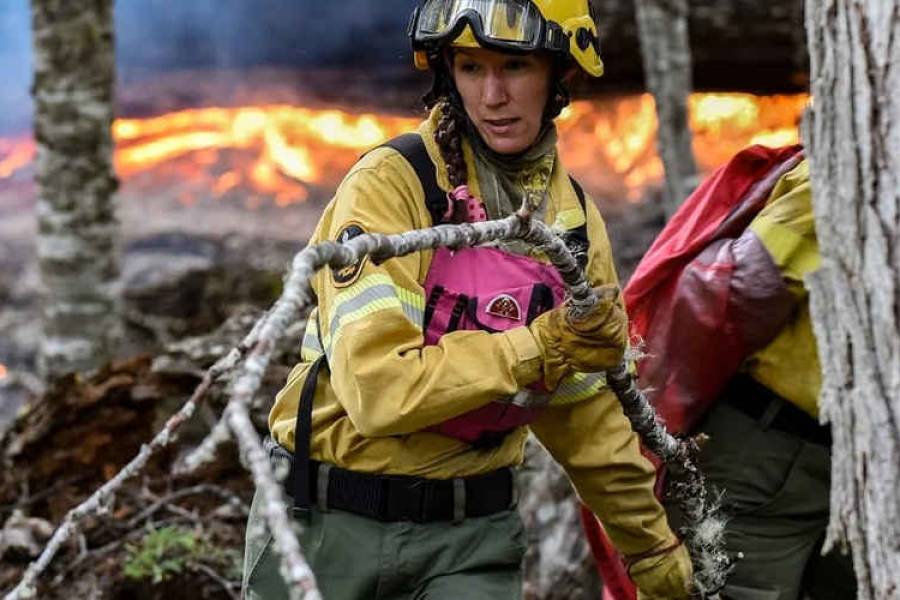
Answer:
[{"left": 415, "top": 0, "right": 543, "bottom": 47}]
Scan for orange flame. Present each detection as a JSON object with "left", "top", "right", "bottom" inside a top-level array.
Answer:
[
  {"left": 0, "top": 137, "right": 35, "bottom": 178},
  {"left": 557, "top": 92, "right": 807, "bottom": 201},
  {"left": 0, "top": 363, "right": 7, "bottom": 381},
  {"left": 0, "top": 93, "right": 808, "bottom": 203},
  {"left": 113, "top": 105, "right": 420, "bottom": 205}
]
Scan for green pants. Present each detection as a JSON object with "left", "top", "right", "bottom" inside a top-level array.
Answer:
[
  {"left": 242, "top": 490, "right": 526, "bottom": 599},
  {"left": 668, "top": 400, "right": 856, "bottom": 600}
]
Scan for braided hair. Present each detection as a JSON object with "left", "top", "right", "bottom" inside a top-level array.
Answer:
[
  {"left": 423, "top": 58, "right": 472, "bottom": 223},
  {"left": 434, "top": 97, "right": 470, "bottom": 191}
]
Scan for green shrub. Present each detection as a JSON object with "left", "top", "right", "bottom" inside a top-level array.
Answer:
[{"left": 123, "top": 526, "right": 199, "bottom": 584}]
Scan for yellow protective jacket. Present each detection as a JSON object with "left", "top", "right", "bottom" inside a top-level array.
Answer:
[
  {"left": 269, "top": 108, "right": 677, "bottom": 556},
  {"left": 746, "top": 158, "right": 822, "bottom": 416}
]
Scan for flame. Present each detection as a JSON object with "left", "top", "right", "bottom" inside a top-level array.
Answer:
[
  {"left": 557, "top": 92, "right": 807, "bottom": 201},
  {"left": 557, "top": 95, "right": 666, "bottom": 201},
  {"left": 0, "top": 363, "right": 7, "bottom": 381},
  {"left": 0, "top": 137, "right": 35, "bottom": 178},
  {"left": 689, "top": 93, "right": 807, "bottom": 166},
  {"left": 0, "top": 92, "right": 808, "bottom": 203},
  {"left": 113, "top": 105, "right": 420, "bottom": 205}
]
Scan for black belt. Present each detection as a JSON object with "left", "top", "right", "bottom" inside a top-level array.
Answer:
[
  {"left": 723, "top": 375, "right": 832, "bottom": 446},
  {"left": 268, "top": 440, "right": 516, "bottom": 523}
]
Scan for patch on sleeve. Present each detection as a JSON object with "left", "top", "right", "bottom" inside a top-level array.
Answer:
[{"left": 331, "top": 222, "right": 368, "bottom": 287}]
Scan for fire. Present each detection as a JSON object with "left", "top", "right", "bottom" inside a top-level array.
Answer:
[
  {"left": 0, "top": 136, "right": 35, "bottom": 178},
  {"left": 689, "top": 93, "right": 808, "bottom": 159},
  {"left": 113, "top": 105, "right": 420, "bottom": 205},
  {"left": 0, "top": 363, "right": 7, "bottom": 381},
  {"left": 557, "top": 93, "right": 807, "bottom": 200},
  {"left": 0, "top": 92, "right": 808, "bottom": 203}
]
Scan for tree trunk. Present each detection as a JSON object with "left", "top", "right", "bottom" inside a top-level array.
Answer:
[
  {"left": 803, "top": 1, "right": 900, "bottom": 598},
  {"left": 586, "top": 0, "right": 809, "bottom": 93},
  {"left": 633, "top": 0, "right": 698, "bottom": 214},
  {"left": 31, "top": 0, "right": 120, "bottom": 379},
  {"left": 520, "top": 437, "right": 599, "bottom": 599}
]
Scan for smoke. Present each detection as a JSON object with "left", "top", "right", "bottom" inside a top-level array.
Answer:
[
  {"left": 116, "top": 0, "right": 417, "bottom": 71},
  {"left": 0, "top": 0, "right": 31, "bottom": 134},
  {"left": 0, "top": 0, "right": 418, "bottom": 132}
]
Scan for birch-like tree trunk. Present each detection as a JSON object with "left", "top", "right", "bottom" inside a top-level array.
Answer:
[
  {"left": 634, "top": 0, "right": 698, "bottom": 214},
  {"left": 520, "top": 438, "right": 599, "bottom": 599},
  {"left": 803, "top": 1, "right": 900, "bottom": 598},
  {"left": 32, "top": 0, "right": 120, "bottom": 379}
]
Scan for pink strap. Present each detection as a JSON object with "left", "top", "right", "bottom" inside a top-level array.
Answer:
[{"left": 448, "top": 185, "right": 487, "bottom": 223}]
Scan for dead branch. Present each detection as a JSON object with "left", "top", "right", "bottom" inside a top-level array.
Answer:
[
  {"left": 125, "top": 484, "right": 248, "bottom": 530},
  {"left": 0, "top": 477, "right": 86, "bottom": 518},
  {"left": 4, "top": 406, "right": 198, "bottom": 598},
  {"left": 2, "top": 329, "right": 262, "bottom": 600},
  {"left": 192, "top": 562, "right": 240, "bottom": 600},
  {"left": 607, "top": 365, "right": 731, "bottom": 596},
  {"left": 174, "top": 418, "right": 233, "bottom": 476},
  {"left": 7, "top": 205, "right": 725, "bottom": 598}
]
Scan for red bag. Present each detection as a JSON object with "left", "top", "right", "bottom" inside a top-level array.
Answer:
[{"left": 584, "top": 145, "right": 804, "bottom": 599}]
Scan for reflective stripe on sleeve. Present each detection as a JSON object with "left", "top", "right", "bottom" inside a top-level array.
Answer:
[
  {"left": 300, "top": 308, "right": 324, "bottom": 361},
  {"left": 322, "top": 274, "right": 425, "bottom": 359},
  {"left": 550, "top": 371, "right": 608, "bottom": 405}
]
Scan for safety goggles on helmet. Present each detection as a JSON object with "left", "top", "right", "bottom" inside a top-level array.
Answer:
[{"left": 409, "top": 0, "right": 569, "bottom": 55}]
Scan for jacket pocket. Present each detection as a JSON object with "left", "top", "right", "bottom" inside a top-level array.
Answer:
[{"left": 424, "top": 283, "right": 556, "bottom": 344}]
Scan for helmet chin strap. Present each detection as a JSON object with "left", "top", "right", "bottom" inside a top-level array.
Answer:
[{"left": 544, "top": 75, "right": 571, "bottom": 121}]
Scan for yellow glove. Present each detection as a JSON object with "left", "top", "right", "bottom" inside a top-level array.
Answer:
[
  {"left": 527, "top": 284, "right": 628, "bottom": 389},
  {"left": 629, "top": 542, "right": 693, "bottom": 600}
]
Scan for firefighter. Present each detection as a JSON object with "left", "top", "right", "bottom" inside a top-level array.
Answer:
[
  {"left": 664, "top": 158, "right": 857, "bottom": 599},
  {"left": 585, "top": 148, "right": 858, "bottom": 599},
  {"left": 243, "top": 1, "right": 692, "bottom": 598}
]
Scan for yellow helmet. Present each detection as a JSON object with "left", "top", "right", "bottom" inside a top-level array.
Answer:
[{"left": 409, "top": 0, "right": 604, "bottom": 77}]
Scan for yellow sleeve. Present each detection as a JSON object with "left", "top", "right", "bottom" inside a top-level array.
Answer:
[
  {"left": 531, "top": 196, "right": 675, "bottom": 556},
  {"left": 748, "top": 159, "right": 819, "bottom": 300},
  {"left": 530, "top": 390, "right": 674, "bottom": 555},
  {"left": 318, "top": 149, "right": 544, "bottom": 437},
  {"left": 745, "top": 158, "right": 822, "bottom": 414}
]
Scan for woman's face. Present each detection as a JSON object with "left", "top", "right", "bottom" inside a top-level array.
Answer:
[{"left": 451, "top": 47, "right": 552, "bottom": 155}]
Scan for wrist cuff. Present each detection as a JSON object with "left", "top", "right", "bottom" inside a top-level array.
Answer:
[{"left": 500, "top": 327, "right": 543, "bottom": 386}]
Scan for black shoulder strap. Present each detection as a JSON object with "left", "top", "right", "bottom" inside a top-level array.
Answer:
[
  {"left": 568, "top": 175, "right": 586, "bottom": 211},
  {"left": 381, "top": 133, "right": 447, "bottom": 226},
  {"left": 291, "top": 354, "right": 327, "bottom": 518},
  {"left": 567, "top": 174, "right": 590, "bottom": 257},
  {"left": 290, "top": 137, "right": 442, "bottom": 515},
  {"left": 564, "top": 175, "right": 590, "bottom": 270}
]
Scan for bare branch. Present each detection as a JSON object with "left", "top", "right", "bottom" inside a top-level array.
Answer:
[
  {"left": 7, "top": 208, "right": 724, "bottom": 598},
  {"left": 192, "top": 562, "right": 240, "bottom": 600},
  {"left": 3, "top": 338, "right": 257, "bottom": 600}
]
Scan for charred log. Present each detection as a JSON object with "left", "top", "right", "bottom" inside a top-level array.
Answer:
[{"left": 111, "top": 0, "right": 807, "bottom": 113}]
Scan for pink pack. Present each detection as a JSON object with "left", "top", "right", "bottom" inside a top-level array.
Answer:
[{"left": 422, "top": 245, "right": 566, "bottom": 446}]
